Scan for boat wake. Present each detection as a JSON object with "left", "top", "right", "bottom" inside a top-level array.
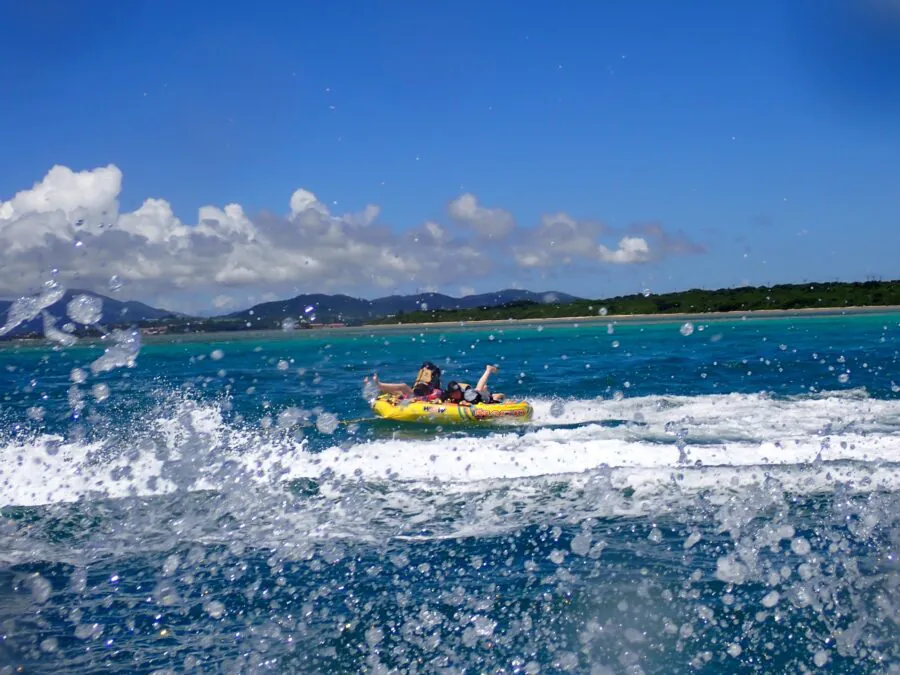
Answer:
[{"left": 1, "top": 388, "right": 899, "bottom": 560}]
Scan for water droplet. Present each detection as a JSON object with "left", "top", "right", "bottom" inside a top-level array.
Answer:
[
  {"left": 210, "top": 349, "right": 224, "bottom": 361},
  {"left": 420, "top": 302, "right": 429, "bottom": 311},
  {"left": 108, "top": 275, "right": 123, "bottom": 292},
  {"left": 162, "top": 554, "right": 180, "bottom": 576},
  {"left": 680, "top": 322, "right": 695, "bottom": 337},
  {"left": 90, "top": 327, "right": 141, "bottom": 374},
  {"left": 598, "top": 307, "right": 608, "bottom": 316},
  {"left": 838, "top": 373, "right": 850, "bottom": 384},
  {"left": 365, "top": 625, "right": 384, "bottom": 647},
  {"left": 42, "top": 311, "right": 77, "bottom": 347},
  {"left": 67, "top": 294, "right": 103, "bottom": 325},
  {"left": 277, "top": 360, "right": 289, "bottom": 371},
  {"left": 791, "top": 537, "right": 811, "bottom": 555},
  {"left": 683, "top": 531, "right": 701, "bottom": 549},
  {"left": 362, "top": 379, "right": 380, "bottom": 401},
  {"left": 642, "top": 288, "right": 652, "bottom": 297},
  {"left": 70, "top": 368, "right": 87, "bottom": 384},
  {"left": 316, "top": 412, "right": 339, "bottom": 434},
  {"left": 92, "top": 383, "right": 110, "bottom": 402},
  {"left": 29, "top": 574, "right": 52, "bottom": 603},
  {"left": 74, "top": 623, "right": 104, "bottom": 640}
]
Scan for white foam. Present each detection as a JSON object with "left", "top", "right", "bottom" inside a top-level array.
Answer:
[
  {"left": 528, "top": 389, "right": 900, "bottom": 443},
  {"left": 2, "top": 390, "right": 899, "bottom": 528}
]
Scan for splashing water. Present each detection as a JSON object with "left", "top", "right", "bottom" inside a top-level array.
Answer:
[
  {"left": 0, "top": 281, "right": 67, "bottom": 336},
  {"left": 107, "top": 275, "right": 123, "bottom": 292},
  {"left": 66, "top": 294, "right": 103, "bottom": 325},
  {"left": 1, "top": 314, "right": 899, "bottom": 672},
  {"left": 41, "top": 311, "right": 78, "bottom": 348},
  {"left": 89, "top": 326, "right": 142, "bottom": 374}
]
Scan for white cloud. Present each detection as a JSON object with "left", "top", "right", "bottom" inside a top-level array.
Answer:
[
  {"left": 448, "top": 193, "right": 515, "bottom": 239},
  {"left": 511, "top": 214, "right": 653, "bottom": 267},
  {"left": 212, "top": 295, "right": 235, "bottom": 309},
  {"left": 0, "top": 165, "right": 704, "bottom": 311},
  {"left": 289, "top": 188, "right": 329, "bottom": 218},
  {"left": 0, "top": 164, "right": 121, "bottom": 220},
  {"left": 598, "top": 236, "right": 651, "bottom": 264}
]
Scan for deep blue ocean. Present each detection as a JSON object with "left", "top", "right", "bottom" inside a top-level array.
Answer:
[{"left": 2, "top": 312, "right": 900, "bottom": 673}]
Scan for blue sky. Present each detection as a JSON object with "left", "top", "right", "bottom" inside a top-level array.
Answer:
[{"left": 1, "top": 0, "right": 899, "bottom": 312}]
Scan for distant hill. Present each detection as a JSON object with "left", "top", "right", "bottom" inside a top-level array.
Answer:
[
  {"left": 370, "top": 280, "right": 900, "bottom": 325},
  {"left": 0, "top": 289, "right": 182, "bottom": 336},
  {"left": 226, "top": 289, "right": 582, "bottom": 324}
]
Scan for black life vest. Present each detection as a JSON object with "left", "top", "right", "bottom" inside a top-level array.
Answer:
[{"left": 443, "top": 380, "right": 479, "bottom": 403}]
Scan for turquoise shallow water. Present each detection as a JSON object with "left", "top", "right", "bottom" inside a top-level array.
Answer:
[{"left": 1, "top": 312, "right": 900, "bottom": 673}]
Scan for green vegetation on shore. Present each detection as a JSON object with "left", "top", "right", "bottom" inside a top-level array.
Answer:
[
  {"left": 5, "top": 280, "right": 898, "bottom": 342},
  {"left": 368, "top": 280, "right": 900, "bottom": 325}
]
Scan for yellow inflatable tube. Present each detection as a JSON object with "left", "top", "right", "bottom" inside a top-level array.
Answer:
[{"left": 371, "top": 393, "right": 533, "bottom": 424}]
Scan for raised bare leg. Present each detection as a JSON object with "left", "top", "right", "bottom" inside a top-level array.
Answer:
[
  {"left": 365, "top": 374, "right": 413, "bottom": 397},
  {"left": 475, "top": 365, "right": 498, "bottom": 393}
]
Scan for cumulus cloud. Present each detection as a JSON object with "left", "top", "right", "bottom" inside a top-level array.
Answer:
[
  {"left": 0, "top": 165, "right": 704, "bottom": 311},
  {"left": 212, "top": 294, "right": 235, "bottom": 309},
  {"left": 512, "top": 213, "right": 654, "bottom": 268},
  {"left": 448, "top": 193, "right": 515, "bottom": 239},
  {"left": 0, "top": 164, "right": 121, "bottom": 220},
  {"left": 626, "top": 222, "right": 707, "bottom": 258}
]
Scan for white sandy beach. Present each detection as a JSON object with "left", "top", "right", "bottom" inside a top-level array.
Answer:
[{"left": 357, "top": 304, "right": 900, "bottom": 332}]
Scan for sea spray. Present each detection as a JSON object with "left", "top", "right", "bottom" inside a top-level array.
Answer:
[
  {"left": 1, "top": 314, "right": 898, "bottom": 672},
  {"left": 90, "top": 326, "right": 142, "bottom": 374},
  {"left": 0, "top": 281, "right": 66, "bottom": 336}
]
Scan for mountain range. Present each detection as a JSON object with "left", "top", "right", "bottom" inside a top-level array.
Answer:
[
  {"left": 0, "top": 290, "right": 181, "bottom": 337},
  {"left": 226, "top": 289, "right": 581, "bottom": 324},
  {"left": 0, "top": 288, "right": 582, "bottom": 335}
]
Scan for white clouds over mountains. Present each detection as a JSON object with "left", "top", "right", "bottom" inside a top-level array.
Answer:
[{"left": 0, "top": 164, "right": 704, "bottom": 310}]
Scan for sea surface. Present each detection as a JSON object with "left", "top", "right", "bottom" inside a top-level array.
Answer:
[{"left": 2, "top": 312, "right": 900, "bottom": 674}]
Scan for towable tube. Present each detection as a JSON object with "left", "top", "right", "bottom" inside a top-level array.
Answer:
[{"left": 371, "top": 393, "right": 533, "bottom": 424}]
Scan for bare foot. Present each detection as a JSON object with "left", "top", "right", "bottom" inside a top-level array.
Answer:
[{"left": 485, "top": 365, "right": 498, "bottom": 374}]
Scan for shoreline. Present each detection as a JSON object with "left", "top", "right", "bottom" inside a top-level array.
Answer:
[
  {"left": 2, "top": 304, "right": 899, "bottom": 347},
  {"left": 358, "top": 304, "right": 900, "bottom": 331}
]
